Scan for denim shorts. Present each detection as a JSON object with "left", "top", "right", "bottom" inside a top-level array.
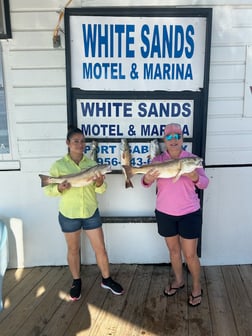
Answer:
[
  {"left": 58, "top": 208, "right": 102, "bottom": 233},
  {"left": 155, "top": 209, "right": 202, "bottom": 239}
]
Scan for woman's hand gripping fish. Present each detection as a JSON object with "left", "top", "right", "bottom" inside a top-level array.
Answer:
[{"left": 122, "top": 157, "right": 203, "bottom": 188}]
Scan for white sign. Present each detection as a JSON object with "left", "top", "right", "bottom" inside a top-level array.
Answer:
[
  {"left": 70, "top": 16, "right": 207, "bottom": 91},
  {"left": 77, "top": 99, "right": 194, "bottom": 138}
]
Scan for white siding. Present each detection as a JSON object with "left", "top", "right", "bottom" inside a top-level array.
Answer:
[
  {"left": 206, "top": 6, "right": 252, "bottom": 165},
  {"left": 244, "top": 45, "right": 252, "bottom": 117},
  {"left": 0, "top": 0, "right": 251, "bottom": 267}
]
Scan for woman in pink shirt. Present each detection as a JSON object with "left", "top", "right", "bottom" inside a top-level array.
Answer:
[{"left": 142, "top": 123, "right": 209, "bottom": 307}]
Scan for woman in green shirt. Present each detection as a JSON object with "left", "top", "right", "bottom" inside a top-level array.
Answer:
[{"left": 43, "top": 127, "right": 123, "bottom": 300}]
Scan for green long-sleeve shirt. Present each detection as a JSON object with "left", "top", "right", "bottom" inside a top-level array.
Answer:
[{"left": 43, "top": 154, "right": 106, "bottom": 219}]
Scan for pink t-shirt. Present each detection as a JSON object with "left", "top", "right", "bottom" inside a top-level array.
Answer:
[{"left": 142, "top": 150, "right": 209, "bottom": 216}]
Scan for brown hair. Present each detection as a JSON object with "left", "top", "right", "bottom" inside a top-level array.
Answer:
[{"left": 66, "top": 125, "right": 83, "bottom": 141}]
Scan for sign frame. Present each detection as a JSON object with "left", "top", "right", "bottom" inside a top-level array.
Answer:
[
  {"left": 65, "top": 7, "right": 212, "bottom": 159},
  {"left": 71, "top": 89, "right": 202, "bottom": 158},
  {"left": 64, "top": 7, "right": 212, "bottom": 244},
  {"left": 0, "top": 0, "right": 11, "bottom": 39}
]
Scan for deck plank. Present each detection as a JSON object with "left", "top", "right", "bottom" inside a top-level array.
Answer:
[
  {"left": 41, "top": 264, "right": 100, "bottom": 336},
  {"left": 1, "top": 268, "right": 33, "bottom": 296},
  {"left": 0, "top": 267, "right": 68, "bottom": 335},
  {"left": 139, "top": 264, "right": 171, "bottom": 336},
  {"left": 222, "top": 265, "right": 252, "bottom": 336},
  {"left": 0, "top": 264, "right": 251, "bottom": 336},
  {"left": 238, "top": 264, "right": 252, "bottom": 302},
  {"left": 14, "top": 266, "right": 71, "bottom": 336},
  {"left": 187, "top": 266, "right": 212, "bottom": 336},
  {"left": 115, "top": 264, "right": 154, "bottom": 336},
  {"left": 65, "top": 264, "right": 123, "bottom": 336},
  {"left": 87, "top": 264, "right": 138, "bottom": 336},
  {"left": 204, "top": 266, "right": 236, "bottom": 336},
  {"left": 162, "top": 264, "right": 189, "bottom": 336},
  {"left": 0, "top": 267, "right": 51, "bottom": 327}
]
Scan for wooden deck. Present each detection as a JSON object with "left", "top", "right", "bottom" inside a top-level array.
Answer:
[{"left": 0, "top": 264, "right": 251, "bottom": 336}]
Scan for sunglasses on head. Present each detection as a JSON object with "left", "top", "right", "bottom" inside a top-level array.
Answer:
[{"left": 165, "top": 133, "right": 182, "bottom": 141}]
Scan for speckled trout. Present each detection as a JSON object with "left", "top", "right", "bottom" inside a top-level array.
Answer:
[
  {"left": 148, "top": 139, "right": 161, "bottom": 160},
  {"left": 122, "top": 157, "right": 203, "bottom": 188},
  {"left": 120, "top": 138, "right": 131, "bottom": 166},
  {"left": 39, "top": 164, "right": 112, "bottom": 188},
  {"left": 89, "top": 140, "right": 98, "bottom": 162}
]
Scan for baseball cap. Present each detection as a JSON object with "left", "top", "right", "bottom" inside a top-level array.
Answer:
[{"left": 164, "top": 123, "right": 182, "bottom": 136}]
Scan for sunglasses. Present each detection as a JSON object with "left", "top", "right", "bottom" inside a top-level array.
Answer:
[{"left": 165, "top": 133, "right": 182, "bottom": 141}]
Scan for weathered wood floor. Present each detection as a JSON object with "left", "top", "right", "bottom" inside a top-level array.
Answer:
[{"left": 0, "top": 264, "right": 251, "bottom": 336}]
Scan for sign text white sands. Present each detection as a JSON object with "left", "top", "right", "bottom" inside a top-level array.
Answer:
[
  {"left": 77, "top": 99, "right": 194, "bottom": 138},
  {"left": 70, "top": 16, "right": 207, "bottom": 91}
]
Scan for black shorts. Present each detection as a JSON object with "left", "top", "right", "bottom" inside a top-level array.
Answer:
[{"left": 155, "top": 209, "right": 202, "bottom": 239}]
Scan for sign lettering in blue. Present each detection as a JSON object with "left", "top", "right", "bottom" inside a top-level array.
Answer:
[
  {"left": 70, "top": 16, "right": 206, "bottom": 91},
  {"left": 84, "top": 142, "right": 192, "bottom": 169},
  {"left": 77, "top": 99, "right": 194, "bottom": 138}
]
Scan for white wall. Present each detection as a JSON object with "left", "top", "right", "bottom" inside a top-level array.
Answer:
[
  {"left": 0, "top": 0, "right": 252, "bottom": 267},
  {"left": 201, "top": 167, "right": 252, "bottom": 265}
]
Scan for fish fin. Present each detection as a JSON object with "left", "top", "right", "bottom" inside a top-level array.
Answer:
[
  {"left": 125, "top": 179, "right": 134, "bottom": 188},
  {"left": 172, "top": 170, "right": 182, "bottom": 183},
  {"left": 122, "top": 165, "right": 134, "bottom": 188},
  {"left": 39, "top": 174, "right": 50, "bottom": 187}
]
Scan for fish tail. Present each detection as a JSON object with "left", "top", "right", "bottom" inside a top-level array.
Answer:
[
  {"left": 126, "top": 179, "right": 134, "bottom": 188},
  {"left": 39, "top": 174, "right": 50, "bottom": 187},
  {"left": 122, "top": 165, "right": 134, "bottom": 188}
]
